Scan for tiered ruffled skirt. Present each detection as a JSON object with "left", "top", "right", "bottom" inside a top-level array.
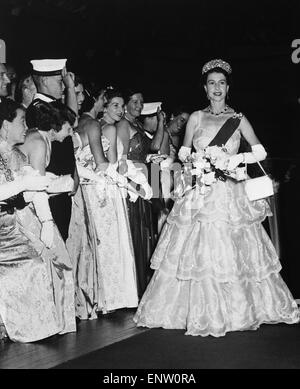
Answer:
[{"left": 133, "top": 179, "right": 300, "bottom": 336}]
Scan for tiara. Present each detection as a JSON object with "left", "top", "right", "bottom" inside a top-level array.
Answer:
[{"left": 202, "top": 59, "right": 232, "bottom": 75}]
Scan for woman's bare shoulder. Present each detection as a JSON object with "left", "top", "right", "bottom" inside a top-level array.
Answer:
[
  {"left": 116, "top": 118, "right": 130, "bottom": 131},
  {"left": 24, "top": 129, "right": 45, "bottom": 146}
]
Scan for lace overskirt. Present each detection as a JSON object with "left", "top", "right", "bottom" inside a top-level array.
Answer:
[{"left": 134, "top": 179, "right": 300, "bottom": 336}]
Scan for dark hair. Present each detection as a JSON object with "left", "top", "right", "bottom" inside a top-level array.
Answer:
[
  {"left": 15, "top": 74, "right": 32, "bottom": 103},
  {"left": 171, "top": 105, "right": 190, "bottom": 118},
  {"left": 0, "top": 98, "right": 24, "bottom": 128},
  {"left": 103, "top": 88, "right": 123, "bottom": 107},
  {"left": 51, "top": 100, "right": 76, "bottom": 128},
  {"left": 34, "top": 102, "right": 76, "bottom": 132},
  {"left": 74, "top": 75, "right": 83, "bottom": 88},
  {"left": 80, "top": 84, "right": 106, "bottom": 113},
  {"left": 123, "top": 88, "right": 143, "bottom": 105},
  {"left": 201, "top": 67, "right": 232, "bottom": 86}
]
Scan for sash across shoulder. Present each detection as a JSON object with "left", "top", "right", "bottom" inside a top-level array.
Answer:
[{"left": 208, "top": 113, "right": 243, "bottom": 148}]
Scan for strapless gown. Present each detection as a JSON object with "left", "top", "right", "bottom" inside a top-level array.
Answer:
[
  {"left": 134, "top": 111, "right": 300, "bottom": 337},
  {"left": 67, "top": 134, "right": 138, "bottom": 318},
  {"left": 0, "top": 150, "right": 61, "bottom": 342},
  {"left": 11, "top": 140, "right": 76, "bottom": 335}
]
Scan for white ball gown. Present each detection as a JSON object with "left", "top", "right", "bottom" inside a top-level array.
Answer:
[{"left": 134, "top": 111, "right": 300, "bottom": 337}]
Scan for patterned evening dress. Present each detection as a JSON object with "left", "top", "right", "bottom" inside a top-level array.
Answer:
[
  {"left": 134, "top": 111, "right": 300, "bottom": 336},
  {"left": 67, "top": 133, "right": 138, "bottom": 317},
  {"left": 0, "top": 146, "right": 62, "bottom": 342},
  {"left": 12, "top": 134, "right": 76, "bottom": 335}
]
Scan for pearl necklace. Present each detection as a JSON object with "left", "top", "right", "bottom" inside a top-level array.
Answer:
[{"left": 206, "top": 105, "right": 229, "bottom": 116}]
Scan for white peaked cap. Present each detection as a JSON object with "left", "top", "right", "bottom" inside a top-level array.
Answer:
[
  {"left": 30, "top": 59, "right": 67, "bottom": 75},
  {"left": 141, "top": 102, "right": 162, "bottom": 115}
]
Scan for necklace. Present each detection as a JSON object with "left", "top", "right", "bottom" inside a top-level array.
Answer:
[
  {"left": 0, "top": 136, "right": 13, "bottom": 154},
  {"left": 206, "top": 104, "right": 229, "bottom": 116}
]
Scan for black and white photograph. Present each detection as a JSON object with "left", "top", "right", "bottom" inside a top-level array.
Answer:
[{"left": 0, "top": 0, "right": 300, "bottom": 373}]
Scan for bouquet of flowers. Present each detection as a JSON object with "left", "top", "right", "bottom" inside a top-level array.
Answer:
[{"left": 173, "top": 145, "right": 247, "bottom": 199}]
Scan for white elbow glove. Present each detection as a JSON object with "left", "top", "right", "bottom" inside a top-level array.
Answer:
[
  {"left": 243, "top": 144, "right": 267, "bottom": 163},
  {"left": 32, "top": 192, "right": 54, "bottom": 248},
  {"left": 124, "top": 160, "right": 153, "bottom": 200},
  {"left": 178, "top": 146, "right": 191, "bottom": 162},
  {"left": 160, "top": 156, "right": 174, "bottom": 170},
  {"left": 77, "top": 164, "right": 98, "bottom": 182},
  {"left": 128, "top": 189, "right": 139, "bottom": 203},
  {"left": 40, "top": 221, "right": 55, "bottom": 249},
  {"left": 125, "top": 160, "right": 147, "bottom": 185},
  {"left": 105, "top": 163, "right": 128, "bottom": 187},
  {"left": 227, "top": 144, "right": 267, "bottom": 171}
]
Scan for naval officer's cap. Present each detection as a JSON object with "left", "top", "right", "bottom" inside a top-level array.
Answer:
[
  {"left": 30, "top": 59, "right": 67, "bottom": 76},
  {"left": 141, "top": 102, "right": 162, "bottom": 116}
]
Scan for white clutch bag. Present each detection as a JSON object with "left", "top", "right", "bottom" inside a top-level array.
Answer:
[{"left": 244, "top": 161, "right": 274, "bottom": 201}]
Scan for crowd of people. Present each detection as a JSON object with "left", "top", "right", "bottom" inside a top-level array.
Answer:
[{"left": 0, "top": 56, "right": 299, "bottom": 343}]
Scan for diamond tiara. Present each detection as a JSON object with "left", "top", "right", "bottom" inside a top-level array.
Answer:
[{"left": 202, "top": 59, "right": 232, "bottom": 75}]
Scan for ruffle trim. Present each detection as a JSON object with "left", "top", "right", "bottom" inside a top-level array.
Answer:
[
  {"left": 135, "top": 314, "right": 300, "bottom": 338},
  {"left": 166, "top": 210, "right": 271, "bottom": 229},
  {"left": 150, "top": 263, "right": 282, "bottom": 283}
]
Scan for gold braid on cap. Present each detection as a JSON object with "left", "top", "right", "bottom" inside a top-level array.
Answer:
[{"left": 202, "top": 59, "right": 232, "bottom": 75}]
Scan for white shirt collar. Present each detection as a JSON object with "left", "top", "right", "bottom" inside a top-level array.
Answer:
[
  {"left": 144, "top": 131, "right": 153, "bottom": 139},
  {"left": 33, "top": 93, "right": 55, "bottom": 103}
]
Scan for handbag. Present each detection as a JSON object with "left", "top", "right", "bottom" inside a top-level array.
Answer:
[{"left": 244, "top": 161, "right": 274, "bottom": 201}]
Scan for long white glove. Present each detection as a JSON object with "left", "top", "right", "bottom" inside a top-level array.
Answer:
[
  {"left": 46, "top": 173, "right": 74, "bottom": 194},
  {"left": 22, "top": 175, "right": 52, "bottom": 191},
  {"left": 128, "top": 189, "right": 139, "bottom": 203},
  {"left": 160, "top": 156, "right": 174, "bottom": 170},
  {"left": 31, "top": 192, "right": 54, "bottom": 248},
  {"left": 105, "top": 163, "right": 128, "bottom": 187},
  {"left": 178, "top": 146, "right": 191, "bottom": 162},
  {"left": 125, "top": 160, "right": 153, "bottom": 200},
  {"left": 0, "top": 176, "right": 51, "bottom": 202},
  {"left": 125, "top": 160, "right": 148, "bottom": 185},
  {"left": 227, "top": 144, "right": 267, "bottom": 171},
  {"left": 40, "top": 220, "right": 54, "bottom": 249},
  {"left": 77, "top": 162, "right": 128, "bottom": 188},
  {"left": 77, "top": 164, "right": 102, "bottom": 182}
]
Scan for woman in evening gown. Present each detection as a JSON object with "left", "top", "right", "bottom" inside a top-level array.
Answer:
[
  {"left": 0, "top": 99, "right": 62, "bottom": 342},
  {"left": 68, "top": 88, "right": 138, "bottom": 317},
  {"left": 16, "top": 103, "right": 77, "bottom": 335},
  {"left": 134, "top": 59, "right": 300, "bottom": 336},
  {"left": 67, "top": 86, "right": 107, "bottom": 320},
  {"left": 117, "top": 90, "right": 165, "bottom": 298}
]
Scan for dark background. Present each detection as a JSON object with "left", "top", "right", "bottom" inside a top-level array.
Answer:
[
  {"left": 1, "top": 0, "right": 300, "bottom": 156},
  {"left": 1, "top": 0, "right": 300, "bottom": 295}
]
